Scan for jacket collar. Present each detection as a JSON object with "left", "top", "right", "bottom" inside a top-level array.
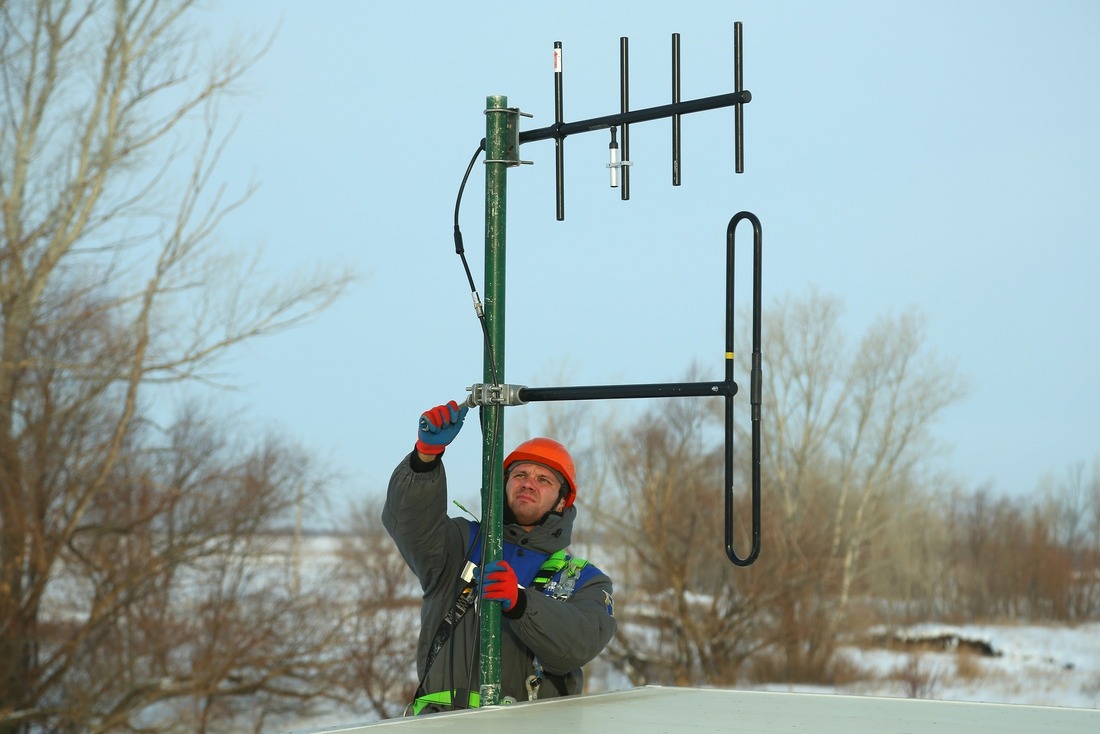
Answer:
[{"left": 502, "top": 505, "right": 575, "bottom": 554}]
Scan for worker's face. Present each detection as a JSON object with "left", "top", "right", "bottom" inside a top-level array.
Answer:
[{"left": 505, "top": 462, "right": 566, "bottom": 529}]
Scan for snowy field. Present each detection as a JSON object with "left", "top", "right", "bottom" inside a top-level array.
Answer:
[
  {"left": 749, "top": 622, "right": 1100, "bottom": 710},
  {"left": 277, "top": 621, "right": 1100, "bottom": 733}
]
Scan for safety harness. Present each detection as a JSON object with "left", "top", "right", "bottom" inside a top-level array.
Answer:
[
  {"left": 410, "top": 549, "right": 589, "bottom": 715},
  {"left": 524, "top": 551, "right": 589, "bottom": 702},
  {"left": 533, "top": 550, "right": 589, "bottom": 599}
]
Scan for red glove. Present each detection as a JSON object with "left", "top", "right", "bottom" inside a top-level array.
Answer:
[{"left": 481, "top": 560, "right": 520, "bottom": 611}]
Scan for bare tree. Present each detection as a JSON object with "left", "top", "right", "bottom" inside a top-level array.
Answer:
[
  {"left": 590, "top": 291, "right": 965, "bottom": 686},
  {"left": 0, "top": 2, "right": 350, "bottom": 731},
  {"left": 750, "top": 291, "right": 965, "bottom": 680},
  {"left": 592, "top": 388, "right": 774, "bottom": 687},
  {"left": 945, "top": 460, "right": 1100, "bottom": 622},
  {"left": 329, "top": 502, "right": 421, "bottom": 721},
  {"left": 1039, "top": 459, "right": 1100, "bottom": 619}
]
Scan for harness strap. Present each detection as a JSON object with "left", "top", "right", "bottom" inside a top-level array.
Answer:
[
  {"left": 532, "top": 550, "right": 589, "bottom": 590},
  {"left": 421, "top": 578, "right": 477, "bottom": 677},
  {"left": 411, "top": 689, "right": 480, "bottom": 716},
  {"left": 532, "top": 549, "right": 568, "bottom": 587}
]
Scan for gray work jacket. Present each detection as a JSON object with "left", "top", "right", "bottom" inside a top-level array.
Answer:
[{"left": 382, "top": 451, "right": 617, "bottom": 708}]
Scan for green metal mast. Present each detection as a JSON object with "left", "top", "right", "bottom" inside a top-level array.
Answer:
[{"left": 479, "top": 94, "right": 511, "bottom": 707}]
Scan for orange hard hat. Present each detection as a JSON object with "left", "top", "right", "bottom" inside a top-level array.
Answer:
[{"left": 504, "top": 437, "right": 577, "bottom": 508}]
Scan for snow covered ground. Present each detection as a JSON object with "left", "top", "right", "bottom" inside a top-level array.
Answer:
[{"left": 750, "top": 622, "right": 1100, "bottom": 710}]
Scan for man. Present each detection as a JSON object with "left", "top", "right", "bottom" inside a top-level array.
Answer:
[{"left": 382, "top": 400, "right": 616, "bottom": 715}]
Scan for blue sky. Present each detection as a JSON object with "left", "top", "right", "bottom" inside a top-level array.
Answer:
[{"left": 194, "top": 1, "right": 1099, "bottom": 519}]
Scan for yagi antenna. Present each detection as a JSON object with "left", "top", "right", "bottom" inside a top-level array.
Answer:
[{"left": 517, "top": 23, "right": 752, "bottom": 220}]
